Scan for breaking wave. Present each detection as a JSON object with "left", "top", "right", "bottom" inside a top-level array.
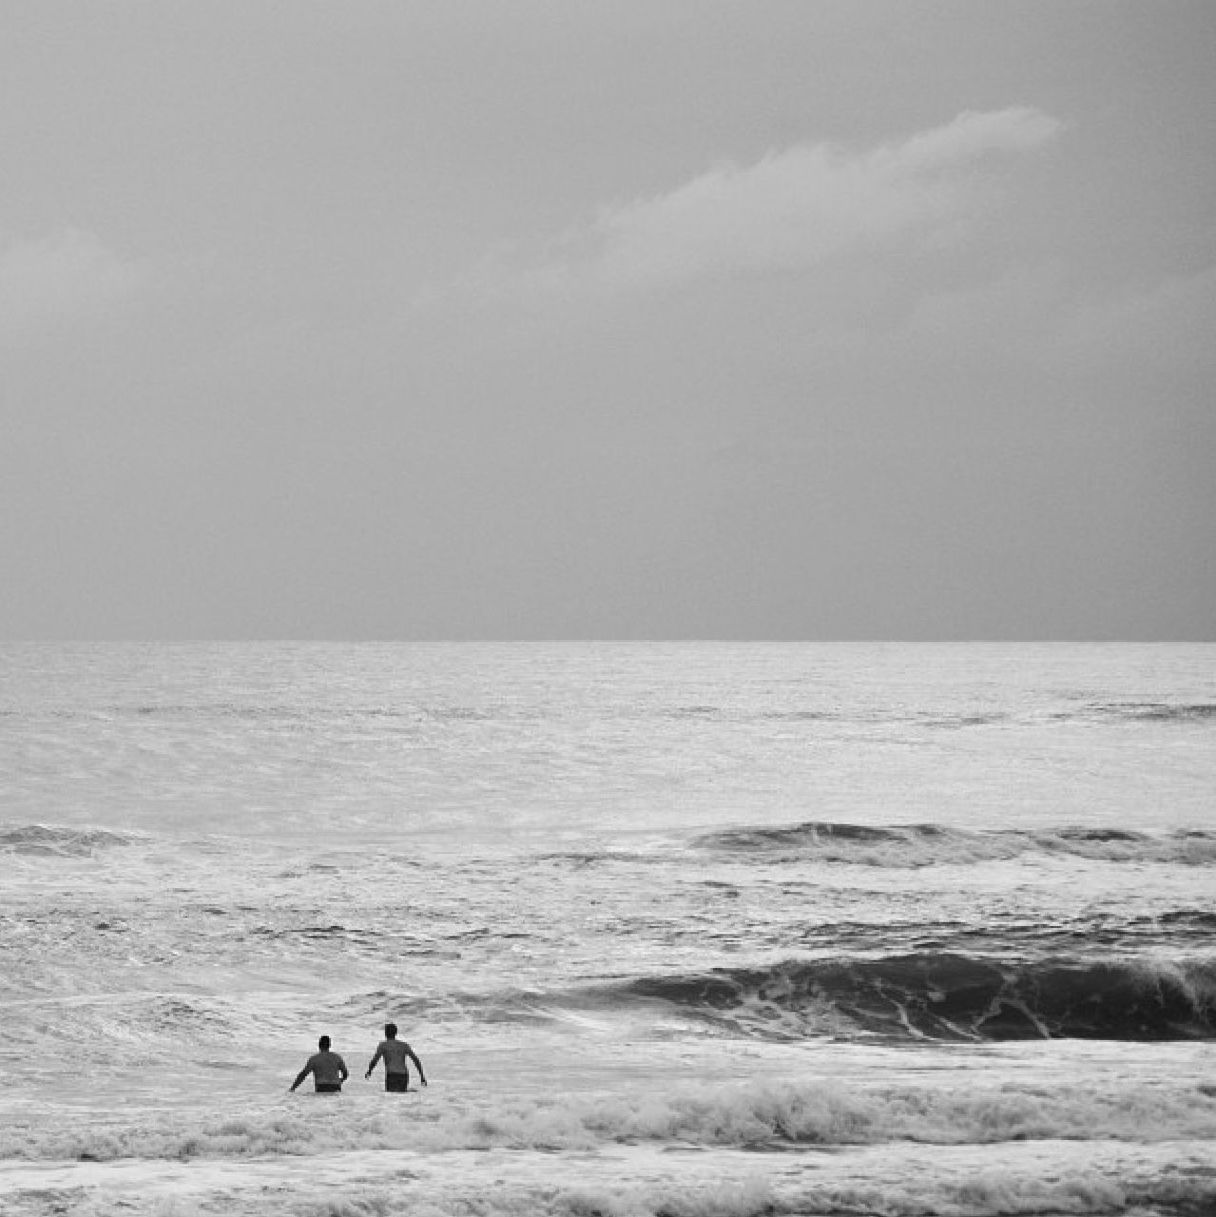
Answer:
[
  {"left": 694, "top": 820, "right": 1216, "bottom": 866},
  {"left": 4, "top": 1155, "right": 1212, "bottom": 1217},
  {"left": 346, "top": 953, "right": 1216, "bottom": 1045},
  {"left": 4, "top": 1075, "right": 1215, "bottom": 1162},
  {"left": 611, "top": 953, "right": 1216, "bottom": 1043},
  {"left": 281, "top": 1169, "right": 1216, "bottom": 1217}
]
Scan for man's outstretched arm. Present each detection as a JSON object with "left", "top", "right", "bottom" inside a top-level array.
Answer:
[
  {"left": 364, "top": 1046, "right": 383, "bottom": 1079},
  {"left": 289, "top": 1065, "right": 311, "bottom": 1092},
  {"left": 406, "top": 1046, "right": 427, "bottom": 1086}
]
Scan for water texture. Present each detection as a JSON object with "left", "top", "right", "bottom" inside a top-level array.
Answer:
[{"left": 1, "top": 642, "right": 1213, "bottom": 1215}]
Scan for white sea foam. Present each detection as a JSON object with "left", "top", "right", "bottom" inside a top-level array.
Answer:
[
  {"left": 4, "top": 1077, "right": 1214, "bottom": 1162},
  {"left": 3, "top": 1141, "right": 1214, "bottom": 1217}
]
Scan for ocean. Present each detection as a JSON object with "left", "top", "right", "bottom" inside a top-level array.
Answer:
[{"left": 1, "top": 642, "right": 1213, "bottom": 1217}]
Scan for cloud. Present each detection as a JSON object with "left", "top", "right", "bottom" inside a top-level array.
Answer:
[
  {"left": 532, "top": 107, "right": 1061, "bottom": 292},
  {"left": 0, "top": 228, "right": 147, "bottom": 338}
]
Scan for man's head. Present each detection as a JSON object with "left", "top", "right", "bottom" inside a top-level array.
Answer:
[
  {"left": 319, "top": 1035, "right": 331, "bottom": 1051},
  {"left": 384, "top": 1023, "right": 398, "bottom": 1039}
]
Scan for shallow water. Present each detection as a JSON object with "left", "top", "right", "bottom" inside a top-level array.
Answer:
[{"left": 1, "top": 643, "right": 1214, "bottom": 1215}]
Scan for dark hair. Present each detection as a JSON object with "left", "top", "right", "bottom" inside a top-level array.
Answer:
[
  {"left": 319, "top": 1035, "right": 331, "bottom": 1050},
  {"left": 384, "top": 1023, "right": 398, "bottom": 1038}
]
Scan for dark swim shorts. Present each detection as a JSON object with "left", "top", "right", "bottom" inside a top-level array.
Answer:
[
  {"left": 316, "top": 1083, "right": 342, "bottom": 1093},
  {"left": 385, "top": 1073, "right": 410, "bottom": 1092}
]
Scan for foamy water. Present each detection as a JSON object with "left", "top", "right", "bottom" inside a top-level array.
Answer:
[{"left": 1, "top": 643, "right": 1213, "bottom": 1216}]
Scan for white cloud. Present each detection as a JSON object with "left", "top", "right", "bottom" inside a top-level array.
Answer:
[
  {"left": 0, "top": 228, "right": 147, "bottom": 337},
  {"left": 536, "top": 107, "right": 1061, "bottom": 291}
]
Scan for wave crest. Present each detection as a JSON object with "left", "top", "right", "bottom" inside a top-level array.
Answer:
[
  {"left": 615, "top": 953, "right": 1216, "bottom": 1042},
  {"left": 694, "top": 820, "right": 1216, "bottom": 866},
  {"left": 347, "top": 953, "right": 1216, "bottom": 1045},
  {"left": 0, "top": 823, "right": 137, "bottom": 856}
]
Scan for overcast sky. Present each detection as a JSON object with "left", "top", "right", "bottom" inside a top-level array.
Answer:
[{"left": 2, "top": 1, "right": 1213, "bottom": 639}]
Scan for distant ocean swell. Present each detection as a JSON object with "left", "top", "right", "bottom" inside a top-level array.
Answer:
[
  {"left": 7, "top": 819, "right": 1216, "bottom": 866},
  {"left": 0, "top": 823, "right": 140, "bottom": 856},
  {"left": 4, "top": 1077, "right": 1215, "bottom": 1161},
  {"left": 757, "top": 699, "right": 1216, "bottom": 725},
  {"left": 694, "top": 821, "right": 1216, "bottom": 866},
  {"left": 15, "top": 696, "right": 1216, "bottom": 722}
]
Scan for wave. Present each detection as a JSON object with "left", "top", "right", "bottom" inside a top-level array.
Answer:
[
  {"left": 676, "top": 700, "right": 1216, "bottom": 728},
  {"left": 1157, "top": 909, "right": 1216, "bottom": 934},
  {"left": 344, "top": 953, "right": 1216, "bottom": 1045},
  {"left": 4, "top": 1163, "right": 1213, "bottom": 1217},
  {"left": 1091, "top": 700, "right": 1216, "bottom": 723},
  {"left": 694, "top": 820, "right": 1216, "bottom": 866},
  {"left": 5, "top": 1075, "right": 1215, "bottom": 1163},
  {"left": 295, "top": 1164, "right": 1216, "bottom": 1217},
  {"left": 609, "top": 953, "right": 1216, "bottom": 1043},
  {"left": 34, "top": 701, "right": 512, "bottom": 724},
  {"left": 295, "top": 1168, "right": 1209, "bottom": 1217},
  {"left": 0, "top": 823, "right": 138, "bottom": 856}
]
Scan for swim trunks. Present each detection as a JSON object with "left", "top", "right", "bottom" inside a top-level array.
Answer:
[
  {"left": 385, "top": 1072, "right": 409, "bottom": 1092},
  {"left": 316, "top": 1082, "right": 342, "bottom": 1093}
]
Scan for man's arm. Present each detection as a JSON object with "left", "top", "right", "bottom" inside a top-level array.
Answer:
[
  {"left": 338, "top": 1056, "right": 350, "bottom": 1083},
  {"left": 405, "top": 1045, "right": 427, "bottom": 1086},
  {"left": 289, "top": 1062, "right": 312, "bottom": 1092},
  {"left": 364, "top": 1045, "right": 384, "bottom": 1079}
]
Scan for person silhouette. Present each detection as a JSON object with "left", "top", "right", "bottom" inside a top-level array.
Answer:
[
  {"left": 290, "top": 1035, "right": 349, "bottom": 1094},
  {"left": 365, "top": 1023, "right": 426, "bottom": 1092}
]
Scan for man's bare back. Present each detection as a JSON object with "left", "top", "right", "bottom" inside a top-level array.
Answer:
[{"left": 365, "top": 1022, "right": 426, "bottom": 1092}]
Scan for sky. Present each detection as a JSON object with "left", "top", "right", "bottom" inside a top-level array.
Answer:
[{"left": 2, "top": 1, "right": 1213, "bottom": 639}]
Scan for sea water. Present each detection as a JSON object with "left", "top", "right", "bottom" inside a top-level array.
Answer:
[{"left": 0, "top": 642, "right": 1213, "bottom": 1216}]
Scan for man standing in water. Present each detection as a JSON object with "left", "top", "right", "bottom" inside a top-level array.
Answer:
[
  {"left": 289, "top": 1035, "right": 349, "bottom": 1094},
  {"left": 365, "top": 1023, "right": 427, "bottom": 1092}
]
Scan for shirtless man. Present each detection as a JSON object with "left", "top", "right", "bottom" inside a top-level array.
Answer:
[
  {"left": 365, "top": 1023, "right": 426, "bottom": 1092},
  {"left": 290, "top": 1035, "right": 349, "bottom": 1094}
]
